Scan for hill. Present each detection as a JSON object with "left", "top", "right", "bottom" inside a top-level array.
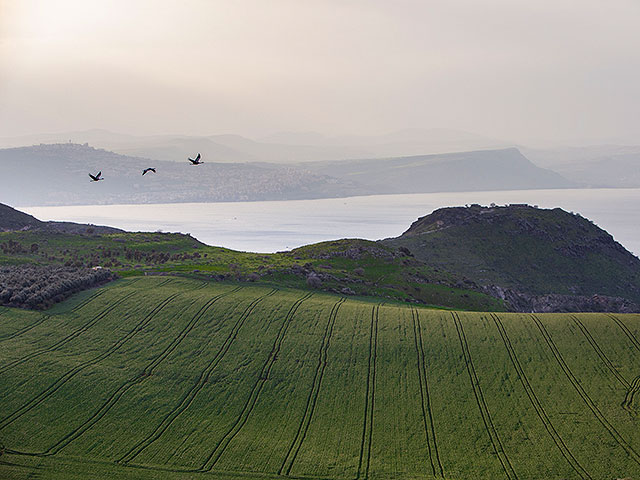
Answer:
[
  {"left": 523, "top": 145, "right": 640, "bottom": 188},
  {"left": 0, "top": 144, "right": 574, "bottom": 206},
  {"left": 0, "top": 277, "right": 638, "bottom": 479},
  {"left": 0, "top": 143, "right": 365, "bottom": 206},
  {"left": 0, "top": 202, "right": 121, "bottom": 234},
  {"left": 0, "top": 128, "right": 509, "bottom": 163},
  {"left": 304, "top": 148, "right": 574, "bottom": 194},
  {"left": 3, "top": 202, "right": 639, "bottom": 313},
  {"left": 383, "top": 204, "right": 640, "bottom": 310}
]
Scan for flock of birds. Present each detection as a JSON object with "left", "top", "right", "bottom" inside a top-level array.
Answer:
[{"left": 88, "top": 153, "right": 203, "bottom": 182}]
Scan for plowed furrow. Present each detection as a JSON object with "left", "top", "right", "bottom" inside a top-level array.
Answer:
[
  {"left": 279, "top": 297, "right": 346, "bottom": 476},
  {"left": 0, "top": 290, "right": 138, "bottom": 374},
  {"left": 490, "top": 314, "right": 592, "bottom": 480},
  {"left": 608, "top": 315, "right": 640, "bottom": 353},
  {"left": 119, "top": 289, "right": 278, "bottom": 464},
  {"left": 531, "top": 314, "right": 640, "bottom": 466},
  {"left": 570, "top": 315, "right": 630, "bottom": 409},
  {"left": 356, "top": 303, "right": 381, "bottom": 479},
  {"left": 0, "top": 315, "right": 50, "bottom": 343},
  {"left": 0, "top": 293, "right": 181, "bottom": 430},
  {"left": 198, "top": 292, "right": 314, "bottom": 472},
  {"left": 40, "top": 287, "right": 242, "bottom": 455},
  {"left": 412, "top": 307, "right": 444, "bottom": 478},
  {"left": 452, "top": 312, "right": 518, "bottom": 480}
]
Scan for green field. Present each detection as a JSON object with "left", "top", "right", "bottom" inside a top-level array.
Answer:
[{"left": 0, "top": 277, "right": 639, "bottom": 479}]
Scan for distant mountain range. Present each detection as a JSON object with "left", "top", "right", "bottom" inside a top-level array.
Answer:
[
  {"left": 522, "top": 145, "right": 640, "bottom": 188},
  {"left": 2, "top": 129, "right": 638, "bottom": 189},
  {"left": 0, "top": 143, "right": 363, "bottom": 206},
  {"left": 303, "top": 148, "right": 572, "bottom": 194},
  {"left": 0, "top": 143, "right": 575, "bottom": 206},
  {"left": 0, "top": 128, "right": 510, "bottom": 163}
]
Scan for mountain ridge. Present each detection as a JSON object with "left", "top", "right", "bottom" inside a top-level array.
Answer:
[{"left": 0, "top": 143, "right": 574, "bottom": 206}]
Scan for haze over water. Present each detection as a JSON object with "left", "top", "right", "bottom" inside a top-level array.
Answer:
[{"left": 24, "top": 188, "right": 640, "bottom": 255}]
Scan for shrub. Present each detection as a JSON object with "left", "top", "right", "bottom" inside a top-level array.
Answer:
[{"left": 0, "top": 266, "right": 117, "bottom": 310}]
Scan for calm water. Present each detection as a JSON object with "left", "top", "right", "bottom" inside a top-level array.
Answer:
[{"left": 23, "top": 188, "right": 640, "bottom": 255}]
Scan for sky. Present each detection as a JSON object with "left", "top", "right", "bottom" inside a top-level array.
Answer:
[{"left": 1, "top": 0, "right": 639, "bottom": 144}]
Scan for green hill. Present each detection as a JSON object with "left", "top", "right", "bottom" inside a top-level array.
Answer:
[
  {"left": 3, "top": 202, "right": 640, "bottom": 312},
  {"left": 0, "top": 277, "right": 638, "bottom": 479},
  {"left": 0, "top": 228, "right": 504, "bottom": 312},
  {"left": 383, "top": 204, "right": 640, "bottom": 309}
]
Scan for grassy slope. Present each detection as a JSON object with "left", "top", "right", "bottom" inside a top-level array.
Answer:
[
  {"left": 384, "top": 205, "right": 640, "bottom": 302},
  {"left": 0, "top": 277, "right": 639, "bottom": 479},
  {"left": 0, "top": 231, "right": 504, "bottom": 312}
]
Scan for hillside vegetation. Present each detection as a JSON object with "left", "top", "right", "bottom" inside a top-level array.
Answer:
[
  {"left": 384, "top": 204, "right": 640, "bottom": 309},
  {"left": 3, "top": 202, "right": 640, "bottom": 312},
  {"left": 0, "top": 228, "right": 503, "bottom": 312},
  {"left": 0, "top": 277, "right": 638, "bottom": 479}
]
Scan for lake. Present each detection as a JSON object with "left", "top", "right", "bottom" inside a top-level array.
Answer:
[{"left": 22, "top": 188, "right": 640, "bottom": 255}]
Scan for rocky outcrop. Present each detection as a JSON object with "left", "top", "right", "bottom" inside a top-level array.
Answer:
[{"left": 485, "top": 285, "right": 639, "bottom": 313}]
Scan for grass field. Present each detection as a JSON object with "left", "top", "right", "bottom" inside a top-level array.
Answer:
[{"left": 0, "top": 277, "right": 639, "bottom": 479}]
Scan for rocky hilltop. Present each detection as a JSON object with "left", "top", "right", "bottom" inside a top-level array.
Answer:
[{"left": 383, "top": 204, "right": 640, "bottom": 312}]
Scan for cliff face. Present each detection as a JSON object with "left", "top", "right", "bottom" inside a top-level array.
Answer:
[{"left": 383, "top": 204, "right": 640, "bottom": 311}]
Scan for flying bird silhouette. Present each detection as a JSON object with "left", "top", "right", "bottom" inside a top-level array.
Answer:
[
  {"left": 142, "top": 167, "right": 156, "bottom": 176},
  {"left": 88, "top": 171, "right": 103, "bottom": 182},
  {"left": 188, "top": 153, "right": 202, "bottom": 165}
]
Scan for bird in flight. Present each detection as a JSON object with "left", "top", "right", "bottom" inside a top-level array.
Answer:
[
  {"left": 89, "top": 171, "right": 103, "bottom": 182},
  {"left": 142, "top": 167, "right": 156, "bottom": 176},
  {"left": 188, "top": 153, "right": 202, "bottom": 165}
]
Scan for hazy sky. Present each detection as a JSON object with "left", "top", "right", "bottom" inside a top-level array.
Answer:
[{"left": 1, "top": 0, "right": 639, "bottom": 144}]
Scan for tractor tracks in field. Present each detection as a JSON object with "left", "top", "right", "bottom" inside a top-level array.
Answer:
[
  {"left": 0, "top": 279, "right": 154, "bottom": 345},
  {"left": 40, "top": 286, "right": 242, "bottom": 456},
  {"left": 66, "top": 278, "right": 146, "bottom": 314},
  {"left": 199, "top": 292, "right": 314, "bottom": 472},
  {"left": 0, "top": 290, "right": 139, "bottom": 375},
  {"left": 118, "top": 288, "right": 278, "bottom": 464},
  {"left": 452, "top": 311, "right": 518, "bottom": 480},
  {"left": 623, "top": 376, "right": 640, "bottom": 413},
  {"left": 608, "top": 314, "right": 640, "bottom": 353},
  {"left": 607, "top": 314, "right": 640, "bottom": 414},
  {"left": 530, "top": 314, "right": 640, "bottom": 466},
  {"left": 279, "top": 297, "right": 346, "bottom": 476},
  {"left": 489, "top": 314, "right": 593, "bottom": 480},
  {"left": 70, "top": 289, "right": 108, "bottom": 313},
  {"left": 410, "top": 307, "right": 444, "bottom": 479},
  {"left": 0, "top": 291, "right": 184, "bottom": 430},
  {"left": 569, "top": 315, "right": 638, "bottom": 415},
  {"left": 0, "top": 314, "right": 50, "bottom": 343},
  {"left": 569, "top": 315, "right": 629, "bottom": 389},
  {"left": 356, "top": 303, "right": 381, "bottom": 480}
]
